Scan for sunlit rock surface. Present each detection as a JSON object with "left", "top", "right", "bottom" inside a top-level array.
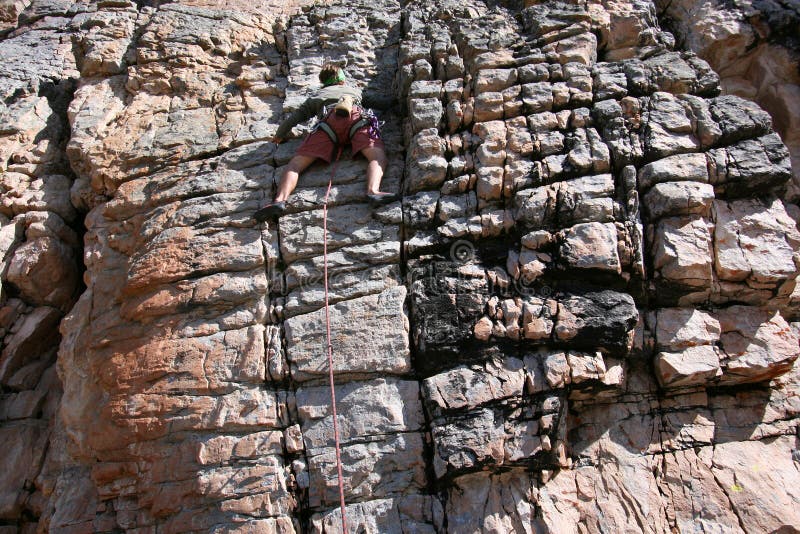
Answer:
[{"left": 0, "top": 0, "right": 798, "bottom": 532}]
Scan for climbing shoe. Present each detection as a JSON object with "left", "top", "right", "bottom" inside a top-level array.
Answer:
[
  {"left": 254, "top": 201, "right": 286, "bottom": 222},
  {"left": 367, "top": 193, "right": 398, "bottom": 206}
]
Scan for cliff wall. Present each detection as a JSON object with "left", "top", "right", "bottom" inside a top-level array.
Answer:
[{"left": 0, "top": 0, "right": 798, "bottom": 532}]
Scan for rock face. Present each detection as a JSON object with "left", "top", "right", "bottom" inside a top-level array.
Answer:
[
  {"left": 655, "top": 0, "right": 800, "bottom": 199},
  {"left": 0, "top": 0, "right": 798, "bottom": 532}
]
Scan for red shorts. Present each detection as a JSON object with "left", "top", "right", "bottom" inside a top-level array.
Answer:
[{"left": 295, "top": 108, "right": 384, "bottom": 163}]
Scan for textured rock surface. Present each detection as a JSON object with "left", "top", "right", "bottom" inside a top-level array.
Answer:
[
  {"left": 0, "top": 0, "right": 798, "bottom": 532},
  {"left": 656, "top": 0, "right": 800, "bottom": 200}
]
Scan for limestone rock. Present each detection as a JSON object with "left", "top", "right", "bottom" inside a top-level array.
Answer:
[
  {"left": 1, "top": 0, "right": 799, "bottom": 531},
  {"left": 713, "top": 198, "right": 800, "bottom": 291},
  {"left": 558, "top": 222, "right": 621, "bottom": 273},
  {"left": 285, "top": 287, "right": 410, "bottom": 382}
]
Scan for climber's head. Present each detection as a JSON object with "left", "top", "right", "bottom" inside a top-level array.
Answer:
[{"left": 320, "top": 62, "right": 345, "bottom": 86}]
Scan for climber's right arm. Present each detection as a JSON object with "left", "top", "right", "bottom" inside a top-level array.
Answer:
[{"left": 274, "top": 97, "right": 322, "bottom": 139}]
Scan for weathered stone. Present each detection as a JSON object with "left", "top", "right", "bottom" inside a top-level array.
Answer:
[
  {"left": 306, "top": 432, "right": 427, "bottom": 509},
  {"left": 655, "top": 345, "right": 722, "bottom": 388},
  {"left": 285, "top": 287, "right": 410, "bottom": 381},
  {"left": 707, "top": 134, "right": 792, "bottom": 197},
  {"left": 1, "top": 1, "right": 798, "bottom": 531},
  {"left": 711, "top": 436, "right": 800, "bottom": 531},
  {"left": 559, "top": 222, "right": 621, "bottom": 273},
  {"left": 311, "top": 495, "right": 442, "bottom": 533},
  {"left": 522, "top": 82, "right": 553, "bottom": 113},
  {"left": 406, "top": 132, "right": 448, "bottom": 193},
  {"left": 652, "top": 216, "right": 713, "bottom": 289},
  {"left": 716, "top": 306, "right": 799, "bottom": 384},
  {"left": 554, "top": 290, "right": 638, "bottom": 352},
  {"left": 655, "top": 308, "right": 721, "bottom": 350},
  {"left": 0, "top": 421, "right": 48, "bottom": 518},
  {"left": 713, "top": 198, "right": 800, "bottom": 288},
  {"left": 423, "top": 358, "right": 525, "bottom": 416},
  {"left": 446, "top": 470, "right": 537, "bottom": 533},
  {"left": 279, "top": 204, "right": 400, "bottom": 263},
  {"left": 409, "top": 97, "right": 443, "bottom": 133},
  {"left": 473, "top": 92, "right": 504, "bottom": 122},
  {"left": 296, "top": 378, "right": 423, "bottom": 448},
  {"left": 0, "top": 306, "right": 61, "bottom": 385},
  {"left": 643, "top": 181, "right": 715, "bottom": 219},
  {"left": 6, "top": 236, "right": 78, "bottom": 310}
]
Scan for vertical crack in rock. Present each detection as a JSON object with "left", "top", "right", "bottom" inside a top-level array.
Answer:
[{"left": 0, "top": 0, "right": 86, "bottom": 530}]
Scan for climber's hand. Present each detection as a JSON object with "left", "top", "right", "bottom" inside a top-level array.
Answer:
[{"left": 272, "top": 136, "right": 284, "bottom": 145}]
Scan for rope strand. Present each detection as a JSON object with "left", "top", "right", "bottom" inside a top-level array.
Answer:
[{"left": 323, "top": 145, "right": 347, "bottom": 532}]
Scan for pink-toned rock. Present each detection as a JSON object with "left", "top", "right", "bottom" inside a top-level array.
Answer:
[
  {"left": 523, "top": 300, "right": 554, "bottom": 340},
  {"left": 473, "top": 315, "right": 493, "bottom": 340},
  {"left": 311, "top": 495, "right": 442, "bottom": 533},
  {"left": 655, "top": 307, "right": 721, "bottom": 350},
  {"left": 519, "top": 248, "right": 548, "bottom": 282},
  {"left": 713, "top": 198, "right": 800, "bottom": 287},
  {"left": 711, "top": 436, "right": 800, "bottom": 532},
  {"left": 473, "top": 92, "right": 504, "bottom": 122},
  {"left": 2, "top": 1, "right": 799, "bottom": 531},
  {"left": 306, "top": 432, "right": 427, "bottom": 509},
  {"left": 652, "top": 216, "right": 714, "bottom": 288},
  {"left": 446, "top": 470, "right": 537, "bottom": 532},
  {"left": 296, "top": 378, "right": 423, "bottom": 448},
  {"left": 567, "top": 351, "right": 608, "bottom": 384},
  {"left": 6, "top": 237, "right": 79, "bottom": 310},
  {"left": 424, "top": 358, "right": 525, "bottom": 414},
  {"left": 285, "top": 287, "right": 410, "bottom": 381},
  {"left": 554, "top": 304, "right": 581, "bottom": 341},
  {"left": 559, "top": 222, "right": 621, "bottom": 273},
  {"left": 716, "top": 306, "right": 799, "bottom": 384},
  {"left": 544, "top": 351, "right": 570, "bottom": 388},
  {"left": 476, "top": 166, "right": 503, "bottom": 201},
  {"left": 196, "top": 431, "right": 284, "bottom": 465},
  {"left": 655, "top": 345, "right": 722, "bottom": 388}
]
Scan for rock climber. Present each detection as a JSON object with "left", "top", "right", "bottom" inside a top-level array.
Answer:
[{"left": 254, "top": 62, "right": 395, "bottom": 221}]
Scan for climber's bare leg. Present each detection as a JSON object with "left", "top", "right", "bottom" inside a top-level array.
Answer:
[
  {"left": 361, "top": 146, "right": 389, "bottom": 195},
  {"left": 274, "top": 154, "right": 317, "bottom": 202}
]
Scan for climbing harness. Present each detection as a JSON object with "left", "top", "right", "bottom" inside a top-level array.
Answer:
[
  {"left": 312, "top": 103, "right": 382, "bottom": 160},
  {"left": 323, "top": 144, "right": 347, "bottom": 532}
]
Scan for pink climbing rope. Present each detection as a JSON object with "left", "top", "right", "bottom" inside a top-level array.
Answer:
[{"left": 323, "top": 145, "right": 347, "bottom": 531}]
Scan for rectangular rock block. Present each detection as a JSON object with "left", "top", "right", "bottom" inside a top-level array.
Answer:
[
  {"left": 310, "top": 495, "right": 442, "bottom": 533},
  {"left": 558, "top": 222, "right": 621, "bottom": 273},
  {"left": 197, "top": 460, "right": 295, "bottom": 517},
  {"left": 655, "top": 345, "right": 722, "bottom": 388},
  {"left": 446, "top": 470, "right": 537, "bottom": 533},
  {"left": 423, "top": 357, "right": 525, "bottom": 417},
  {"left": 124, "top": 226, "right": 265, "bottom": 294},
  {"left": 651, "top": 216, "right": 713, "bottom": 290},
  {"left": 279, "top": 203, "right": 401, "bottom": 263},
  {"left": 306, "top": 432, "right": 427, "bottom": 509},
  {"left": 712, "top": 198, "right": 800, "bottom": 291},
  {"left": 295, "top": 378, "right": 423, "bottom": 448},
  {"left": 708, "top": 134, "right": 792, "bottom": 197},
  {"left": 430, "top": 395, "right": 564, "bottom": 479},
  {"left": 104, "top": 387, "right": 286, "bottom": 448},
  {"left": 284, "top": 264, "right": 401, "bottom": 318},
  {"left": 285, "top": 286, "right": 411, "bottom": 382},
  {"left": 643, "top": 181, "right": 714, "bottom": 219},
  {"left": 716, "top": 306, "right": 799, "bottom": 385},
  {"left": 96, "top": 325, "right": 267, "bottom": 394}
]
